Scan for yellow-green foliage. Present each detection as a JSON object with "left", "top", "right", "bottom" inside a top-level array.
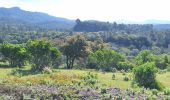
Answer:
[
  {"left": 157, "top": 72, "right": 170, "bottom": 88},
  {"left": 0, "top": 68, "right": 170, "bottom": 89},
  {"left": 0, "top": 68, "right": 14, "bottom": 79},
  {"left": 2, "top": 70, "right": 82, "bottom": 85}
]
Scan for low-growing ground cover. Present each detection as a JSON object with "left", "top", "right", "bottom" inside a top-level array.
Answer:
[{"left": 0, "top": 67, "right": 170, "bottom": 99}]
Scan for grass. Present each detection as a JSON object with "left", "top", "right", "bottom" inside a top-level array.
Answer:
[
  {"left": 0, "top": 68, "right": 14, "bottom": 79},
  {"left": 0, "top": 67, "right": 169, "bottom": 90},
  {"left": 157, "top": 72, "right": 170, "bottom": 88}
]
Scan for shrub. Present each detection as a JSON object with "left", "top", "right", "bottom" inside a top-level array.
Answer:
[
  {"left": 154, "top": 54, "right": 169, "bottom": 69},
  {"left": 117, "top": 62, "right": 134, "bottom": 71},
  {"left": 112, "top": 74, "right": 116, "bottom": 80},
  {"left": 167, "top": 66, "right": 170, "bottom": 72},
  {"left": 88, "top": 49, "right": 125, "bottom": 71},
  {"left": 112, "top": 68, "right": 117, "bottom": 73},
  {"left": 83, "top": 72, "right": 98, "bottom": 86},
  {"left": 123, "top": 76, "right": 129, "bottom": 81},
  {"left": 164, "top": 89, "right": 170, "bottom": 95},
  {"left": 147, "top": 95, "right": 157, "bottom": 100},
  {"left": 101, "top": 88, "right": 107, "bottom": 94},
  {"left": 151, "top": 89, "right": 158, "bottom": 95},
  {"left": 135, "top": 50, "right": 153, "bottom": 65},
  {"left": 121, "top": 70, "right": 126, "bottom": 75},
  {"left": 133, "top": 62, "right": 164, "bottom": 90},
  {"left": 158, "top": 69, "right": 167, "bottom": 74}
]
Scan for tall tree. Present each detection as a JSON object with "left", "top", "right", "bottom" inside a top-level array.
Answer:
[
  {"left": 62, "top": 34, "right": 89, "bottom": 69},
  {"left": 88, "top": 49, "right": 125, "bottom": 71},
  {"left": 1, "top": 43, "right": 28, "bottom": 67},
  {"left": 27, "top": 39, "right": 61, "bottom": 71}
]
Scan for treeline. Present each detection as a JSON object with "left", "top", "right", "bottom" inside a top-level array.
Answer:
[
  {"left": 73, "top": 19, "right": 153, "bottom": 32},
  {"left": 1, "top": 19, "right": 170, "bottom": 58},
  {"left": 1, "top": 34, "right": 170, "bottom": 90},
  {"left": 0, "top": 34, "right": 170, "bottom": 71},
  {"left": 1, "top": 30, "right": 170, "bottom": 57}
]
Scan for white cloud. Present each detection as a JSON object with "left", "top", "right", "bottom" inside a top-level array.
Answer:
[{"left": 0, "top": 0, "right": 170, "bottom": 21}]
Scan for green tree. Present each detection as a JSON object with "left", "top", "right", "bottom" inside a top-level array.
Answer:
[
  {"left": 133, "top": 62, "right": 164, "bottom": 90},
  {"left": 27, "top": 39, "right": 61, "bottom": 71},
  {"left": 154, "top": 54, "right": 169, "bottom": 69},
  {"left": 88, "top": 49, "right": 125, "bottom": 71},
  {"left": 0, "top": 43, "right": 28, "bottom": 67},
  {"left": 61, "top": 34, "right": 88, "bottom": 69},
  {"left": 117, "top": 62, "right": 134, "bottom": 71},
  {"left": 135, "top": 50, "right": 153, "bottom": 65}
]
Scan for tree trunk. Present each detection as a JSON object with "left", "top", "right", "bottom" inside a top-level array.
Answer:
[
  {"left": 70, "top": 57, "right": 75, "bottom": 69},
  {"left": 66, "top": 56, "right": 76, "bottom": 69},
  {"left": 66, "top": 56, "right": 71, "bottom": 69}
]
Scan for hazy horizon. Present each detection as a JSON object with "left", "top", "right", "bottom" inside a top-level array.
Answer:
[{"left": 0, "top": 0, "right": 170, "bottom": 22}]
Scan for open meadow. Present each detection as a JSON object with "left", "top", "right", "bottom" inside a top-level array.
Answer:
[{"left": 0, "top": 66, "right": 170, "bottom": 99}]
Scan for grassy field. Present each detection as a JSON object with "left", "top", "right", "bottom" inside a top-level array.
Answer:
[
  {"left": 0, "top": 67, "right": 169, "bottom": 89},
  {"left": 0, "top": 67, "right": 170, "bottom": 99}
]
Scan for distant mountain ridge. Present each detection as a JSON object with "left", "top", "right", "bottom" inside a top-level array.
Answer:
[
  {"left": 1, "top": 7, "right": 170, "bottom": 31},
  {"left": 0, "top": 7, "right": 75, "bottom": 30}
]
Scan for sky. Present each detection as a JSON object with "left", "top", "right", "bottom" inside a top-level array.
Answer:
[{"left": 0, "top": 0, "right": 170, "bottom": 22}]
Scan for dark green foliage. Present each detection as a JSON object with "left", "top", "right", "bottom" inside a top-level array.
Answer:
[
  {"left": 123, "top": 76, "right": 129, "bottom": 81},
  {"left": 73, "top": 19, "right": 112, "bottom": 32},
  {"left": 88, "top": 49, "right": 125, "bottom": 71},
  {"left": 26, "top": 39, "right": 61, "bottom": 71},
  {"left": 154, "top": 54, "right": 169, "bottom": 69},
  {"left": 73, "top": 19, "right": 153, "bottom": 33},
  {"left": 135, "top": 50, "right": 153, "bottom": 65},
  {"left": 108, "top": 35, "right": 151, "bottom": 49},
  {"left": 133, "top": 62, "right": 164, "bottom": 90},
  {"left": 0, "top": 43, "right": 28, "bottom": 67},
  {"left": 112, "top": 74, "right": 116, "bottom": 80},
  {"left": 152, "top": 89, "right": 158, "bottom": 95},
  {"left": 117, "top": 62, "right": 134, "bottom": 71},
  {"left": 101, "top": 88, "right": 107, "bottom": 94},
  {"left": 61, "top": 34, "right": 88, "bottom": 69}
]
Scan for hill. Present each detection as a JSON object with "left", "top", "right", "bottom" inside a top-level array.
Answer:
[{"left": 0, "top": 7, "right": 75, "bottom": 30}]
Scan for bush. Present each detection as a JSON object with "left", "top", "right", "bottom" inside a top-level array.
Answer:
[
  {"left": 83, "top": 72, "right": 98, "bottom": 86},
  {"left": 88, "top": 49, "right": 125, "bottom": 71},
  {"left": 164, "top": 89, "right": 170, "bottom": 95},
  {"left": 133, "top": 62, "right": 164, "bottom": 90},
  {"left": 117, "top": 62, "right": 134, "bottom": 71},
  {"left": 167, "top": 66, "right": 170, "bottom": 72},
  {"left": 158, "top": 69, "right": 167, "bottom": 74},
  {"left": 121, "top": 70, "right": 126, "bottom": 75},
  {"left": 112, "top": 74, "right": 116, "bottom": 80},
  {"left": 151, "top": 89, "right": 158, "bottom": 95},
  {"left": 112, "top": 68, "right": 117, "bottom": 73},
  {"left": 123, "top": 76, "right": 129, "bottom": 81},
  {"left": 135, "top": 50, "right": 153, "bottom": 65},
  {"left": 101, "top": 88, "right": 107, "bottom": 94},
  {"left": 154, "top": 54, "right": 169, "bottom": 69}
]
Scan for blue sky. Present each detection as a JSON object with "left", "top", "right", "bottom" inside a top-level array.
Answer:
[{"left": 0, "top": 0, "right": 170, "bottom": 22}]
